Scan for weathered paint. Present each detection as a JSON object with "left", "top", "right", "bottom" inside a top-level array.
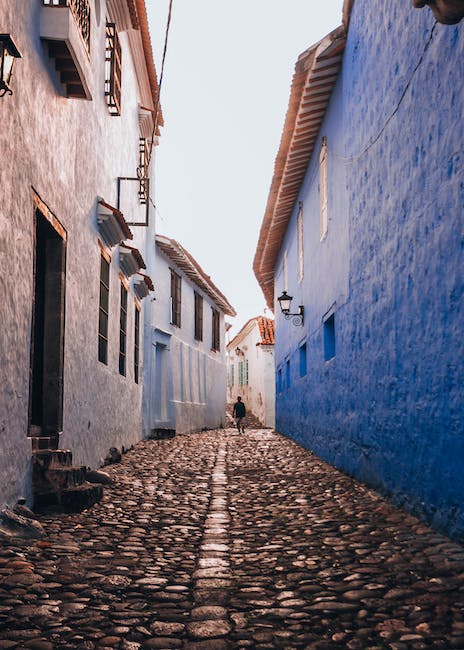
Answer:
[
  {"left": 274, "top": 1, "right": 464, "bottom": 540},
  {"left": 0, "top": 0, "right": 154, "bottom": 507}
]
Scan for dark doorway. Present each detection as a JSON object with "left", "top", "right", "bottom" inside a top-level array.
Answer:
[{"left": 29, "top": 209, "right": 66, "bottom": 448}]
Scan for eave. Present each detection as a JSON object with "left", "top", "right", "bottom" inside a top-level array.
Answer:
[
  {"left": 253, "top": 25, "right": 346, "bottom": 310},
  {"left": 156, "top": 235, "right": 237, "bottom": 317}
]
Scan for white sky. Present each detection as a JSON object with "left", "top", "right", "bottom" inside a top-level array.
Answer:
[{"left": 146, "top": 1, "right": 344, "bottom": 337}]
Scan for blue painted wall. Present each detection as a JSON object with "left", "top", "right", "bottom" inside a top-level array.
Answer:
[{"left": 275, "top": 0, "right": 464, "bottom": 540}]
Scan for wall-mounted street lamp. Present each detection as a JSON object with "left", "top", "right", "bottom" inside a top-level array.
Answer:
[
  {"left": 0, "top": 34, "right": 22, "bottom": 97},
  {"left": 277, "top": 290, "right": 304, "bottom": 326}
]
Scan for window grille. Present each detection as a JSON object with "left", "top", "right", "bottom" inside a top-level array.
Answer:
[
  {"left": 138, "top": 138, "right": 149, "bottom": 204},
  {"left": 98, "top": 254, "right": 110, "bottom": 364},
  {"left": 105, "top": 22, "right": 122, "bottom": 116},
  {"left": 238, "top": 361, "right": 244, "bottom": 386},
  {"left": 119, "top": 282, "right": 127, "bottom": 375},
  {"left": 134, "top": 305, "right": 140, "bottom": 383}
]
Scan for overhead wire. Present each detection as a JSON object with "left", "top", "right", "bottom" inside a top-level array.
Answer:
[
  {"left": 333, "top": 20, "right": 438, "bottom": 164},
  {"left": 145, "top": 0, "right": 174, "bottom": 173}
]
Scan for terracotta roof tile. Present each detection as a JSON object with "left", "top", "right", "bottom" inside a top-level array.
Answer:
[
  {"left": 253, "top": 26, "right": 346, "bottom": 310},
  {"left": 257, "top": 316, "right": 275, "bottom": 345}
]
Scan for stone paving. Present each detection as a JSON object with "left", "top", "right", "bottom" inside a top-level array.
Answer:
[{"left": 1, "top": 428, "right": 464, "bottom": 649}]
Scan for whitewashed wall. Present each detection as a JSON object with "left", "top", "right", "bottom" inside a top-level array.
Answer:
[
  {"left": 144, "top": 246, "right": 228, "bottom": 436},
  {"left": 0, "top": 0, "right": 153, "bottom": 507}
]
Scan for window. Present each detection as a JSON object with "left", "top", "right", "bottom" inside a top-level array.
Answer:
[
  {"left": 299, "top": 343, "right": 307, "bottom": 377},
  {"left": 105, "top": 22, "right": 122, "bottom": 116},
  {"left": 212, "top": 308, "right": 220, "bottom": 351},
  {"left": 283, "top": 250, "right": 288, "bottom": 290},
  {"left": 324, "top": 313, "right": 336, "bottom": 361},
  {"left": 297, "top": 205, "right": 304, "bottom": 282},
  {"left": 194, "top": 291, "right": 203, "bottom": 341},
  {"left": 138, "top": 138, "right": 149, "bottom": 204},
  {"left": 134, "top": 305, "right": 140, "bottom": 383},
  {"left": 277, "top": 368, "right": 283, "bottom": 393},
  {"left": 170, "top": 270, "right": 181, "bottom": 327},
  {"left": 286, "top": 359, "right": 291, "bottom": 388},
  {"left": 244, "top": 358, "right": 249, "bottom": 385},
  {"left": 229, "top": 363, "right": 234, "bottom": 387},
  {"left": 320, "top": 136, "right": 328, "bottom": 240},
  {"left": 119, "top": 282, "right": 127, "bottom": 375},
  {"left": 98, "top": 254, "right": 110, "bottom": 364},
  {"left": 238, "top": 361, "right": 244, "bottom": 386}
]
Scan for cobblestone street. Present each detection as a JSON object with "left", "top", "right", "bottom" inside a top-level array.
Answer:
[{"left": 1, "top": 429, "right": 464, "bottom": 650}]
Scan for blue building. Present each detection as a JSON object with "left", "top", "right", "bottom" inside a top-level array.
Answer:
[{"left": 254, "top": 0, "right": 464, "bottom": 540}]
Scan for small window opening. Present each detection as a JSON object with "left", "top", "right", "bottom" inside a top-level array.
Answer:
[{"left": 324, "top": 313, "right": 335, "bottom": 361}]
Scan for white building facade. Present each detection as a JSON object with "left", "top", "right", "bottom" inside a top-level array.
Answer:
[
  {"left": 227, "top": 317, "right": 275, "bottom": 428},
  {"left": 0, "top": 0, "right": 160, "bottom": 508},
  {"left": 143, "top": 235, "right": 236, "bottom": 437}
]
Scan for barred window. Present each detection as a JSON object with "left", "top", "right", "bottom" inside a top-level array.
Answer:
[
  {"left": 119, "top": 282, "right": 127, "bottom": 376},
  {"left": 98, "top": 254, "right": 110, "bottom": 364},
  {"left": 134, "top": 305, "right": 140, "bottom": 383},
  {"left": 105, "top": 22, "right": 122, "bottom": 116}
]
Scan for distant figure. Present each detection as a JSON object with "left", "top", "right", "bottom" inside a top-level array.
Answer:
[{"left": 233, "top": 396, "right": 246, "bottom": 433}]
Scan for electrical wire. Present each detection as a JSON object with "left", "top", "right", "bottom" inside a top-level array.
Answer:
[
  {"left": 334, "top": 20, "right": 438, "bottom": 164},
  {"left": 146, "top": 0, "right": 173, "bottom": 170}
]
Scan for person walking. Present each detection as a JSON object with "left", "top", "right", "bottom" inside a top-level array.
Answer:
[{"left": 232, "top": 396, "right": 246, "bottom": 433}]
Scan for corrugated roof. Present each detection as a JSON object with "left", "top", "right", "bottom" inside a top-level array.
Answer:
[
  {"left": 253, "top": 25, "right": 346, "bottom": 310},
  {"left": 156, "top": 235, "right": 237, "bottom": 317}
]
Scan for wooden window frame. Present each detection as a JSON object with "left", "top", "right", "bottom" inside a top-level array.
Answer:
[
  {"left": 119, "top": 281, "right": 128, "bottom": 375},
  {"left": 297, "top": 204, "right": 304, "bottom": 282},
  {"left": 170, "top": 269, "right": 181, "bottom": 327},
  {"left": 98, "top": 253, "right": 110, "bottom": 364},
  {"left": 320, "top": 136, "right": 328, "bottom": 241},
  {"left": 194, "top": 291, "right": 203, "bottom": 341},
  {"left": 211, "top": 307, "right": 220, "bottom": 351},
  {"left": 134, "top": 303, "right": 140, "bottom": 383}
]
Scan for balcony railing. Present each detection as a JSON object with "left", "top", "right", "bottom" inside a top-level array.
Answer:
[{"left": 42, "top": 0, "right": 91, "bottom": 53}]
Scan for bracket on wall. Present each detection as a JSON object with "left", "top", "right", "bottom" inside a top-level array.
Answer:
[{"left": 117, "top": 177, "right": 150, "bottom": 227}]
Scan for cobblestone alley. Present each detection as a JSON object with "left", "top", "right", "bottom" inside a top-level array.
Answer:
[{"left": 1, "top": 428, "right": 464, "bottom": 650}]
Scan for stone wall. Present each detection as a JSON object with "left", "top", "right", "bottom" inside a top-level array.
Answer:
[
  {"left": 0, "top": 0, "right": 150, "bottom": 506},
  {"left": 274, "top": 0, "right": 464, "bottom": 540}
]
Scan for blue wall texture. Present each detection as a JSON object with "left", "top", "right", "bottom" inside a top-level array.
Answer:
[{"left": 275, "top": 1, "right": 464, "bottom": 540}]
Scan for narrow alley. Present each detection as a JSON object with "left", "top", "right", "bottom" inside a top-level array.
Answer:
[{"left": 1, "top": 428, "right": 463, "bottom": 650}]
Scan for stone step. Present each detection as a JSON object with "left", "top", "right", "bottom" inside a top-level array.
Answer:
[
  {"left": 34, "top": 482, "right": 103, "bottom": 514},
  {"left": 30, "top": 434, "right": 61, "bottom": 451},
  {"left": 32, "top": 449, "right": 73, "bottom": 469},
  {"left": 38, "top": 466, "right": 88, "bottom": 493}
]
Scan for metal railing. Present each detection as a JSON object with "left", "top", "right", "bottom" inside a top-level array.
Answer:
[{"left": 42, "top": 0, "right": 91, "bottom": 53}]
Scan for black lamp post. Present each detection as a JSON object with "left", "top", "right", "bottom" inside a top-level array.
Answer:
[
  {"left": 0, "top": 34, "right": 22, "bottom": 97},
  {"left": 277, "top": 290, "right": 304, "bottom": 326}
]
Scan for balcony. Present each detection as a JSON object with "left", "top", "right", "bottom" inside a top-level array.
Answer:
[{"left": 40, "top": 0, "right": 92, "bottom": 99}]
